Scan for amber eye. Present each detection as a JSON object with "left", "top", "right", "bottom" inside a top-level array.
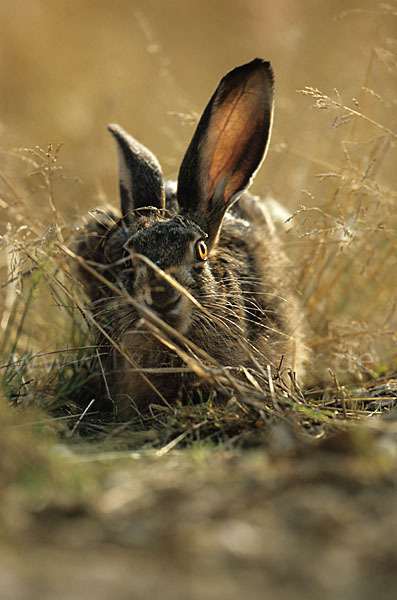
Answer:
[{"left": 195, "top": 239, "right": 208, "bottom": 261}]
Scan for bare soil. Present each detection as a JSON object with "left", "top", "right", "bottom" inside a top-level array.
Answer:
[{"left": 1, "top": 418, "right": 396, "bottom": 600}]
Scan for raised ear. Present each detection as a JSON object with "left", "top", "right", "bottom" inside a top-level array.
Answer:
[
  {"left": 177, "top": 59, "right": 274, "bottom": 246},
  {"left": 107, "top": 124, "right": 165, "bottom": 223}
]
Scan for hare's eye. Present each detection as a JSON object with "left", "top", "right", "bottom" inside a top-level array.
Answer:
[{"left": 195, "top": 239, "right": 208, "bottom": 262}]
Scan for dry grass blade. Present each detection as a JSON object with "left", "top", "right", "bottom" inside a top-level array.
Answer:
[{"left": 299, "top": 86, "right": 397, "bottom": 139}]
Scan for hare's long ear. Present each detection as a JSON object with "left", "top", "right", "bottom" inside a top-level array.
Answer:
[
  {"left": 108, "top": 124, "right": 165, "bottom": 223},
  {"left": 177, "top": 59, "right": 274, "bottom": 247}
]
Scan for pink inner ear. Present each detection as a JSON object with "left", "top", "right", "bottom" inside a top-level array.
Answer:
[{"left": 205, "top": 69, "right": 269, "bottom": 205}]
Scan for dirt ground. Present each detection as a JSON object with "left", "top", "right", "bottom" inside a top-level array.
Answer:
[{"left": 1, "top": 417, "right": 396, "bottom": 600}]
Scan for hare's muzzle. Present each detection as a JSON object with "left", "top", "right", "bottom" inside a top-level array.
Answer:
[{"left": 147, "top": 277, "right": 182, "bottom": 315}]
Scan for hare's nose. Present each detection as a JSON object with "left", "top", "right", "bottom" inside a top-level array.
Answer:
[{"left": 149, "top": 278, "right": 181, "bottom": 313}]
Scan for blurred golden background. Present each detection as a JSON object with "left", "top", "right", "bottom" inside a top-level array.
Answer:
[{"left": 1, "top": 0, "right": 396, "bottom": 382}]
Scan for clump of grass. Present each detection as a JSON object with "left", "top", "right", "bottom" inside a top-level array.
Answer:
[
  {"left": 290, "top": 44, "right": 397, "bottom": 385},
  {"left": 1, "top": 133, "right": 396, "bottom": 449},
  {"left": 1, "top": 193, "right": 395, "bottom": 452}
]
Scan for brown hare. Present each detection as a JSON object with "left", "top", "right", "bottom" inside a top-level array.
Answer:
[{"left": 73, "top": 59, "right": 305, "bottom": 417}]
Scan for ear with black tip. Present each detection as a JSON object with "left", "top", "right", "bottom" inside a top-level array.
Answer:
[
  {"left": 177, "top": 59, "right": 274, "bottom": 247},
  {"left": 107, "top": 124, "right": 165, "bottom": 223}
]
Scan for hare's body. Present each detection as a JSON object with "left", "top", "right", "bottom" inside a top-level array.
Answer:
[{"left": 73, "top": 60, "right": 305, "bottom": 416}]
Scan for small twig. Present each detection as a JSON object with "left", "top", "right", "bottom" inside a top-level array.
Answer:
[
  {"left": 67, "top": 399, "right": 96, "bottom": 437},
  {"left": 155, "top": 430, "right": 190, "bottom": 456},
  {"left": 0, "top": 346, "right": 99, "bottom": 370},
  {"left": 155, "top": 420, "right": 206, "bottom": 456},
  {"left": 267, "top": 364, "right": 280, "bottom": 410},
  {"left": 96, "top": 347, "right": 114, "bottom": 407},
  {"left": 329, "top": 369, "right": 347, "bottom": 419}
]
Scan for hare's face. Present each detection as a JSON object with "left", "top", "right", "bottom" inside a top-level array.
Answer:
[{"left": 119, "top": 212, "right": 208, "bottom": 333}]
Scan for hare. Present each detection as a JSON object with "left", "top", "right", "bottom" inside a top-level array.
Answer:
[{"left": 72, "top": 58, "right": 305, "bottom": 417}]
